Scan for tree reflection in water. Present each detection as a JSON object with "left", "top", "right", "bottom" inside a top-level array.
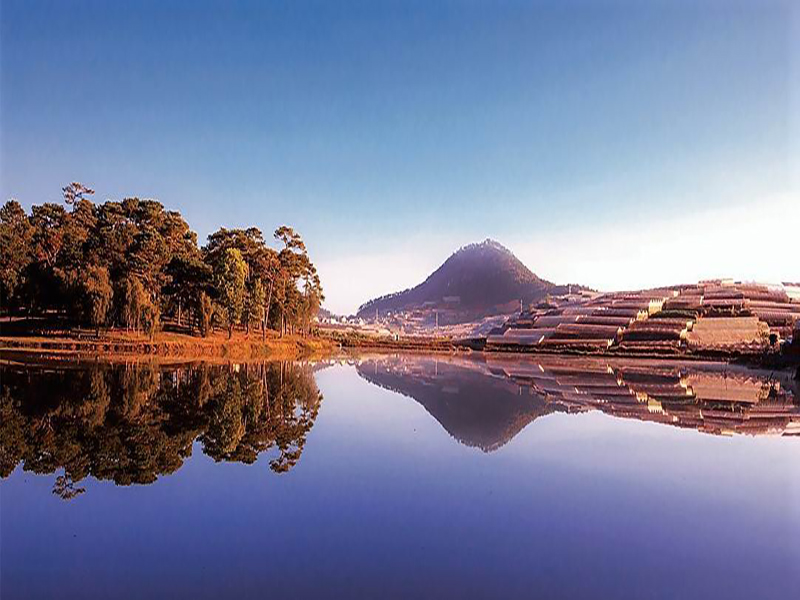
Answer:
[{"left": 0, "top": 360, "right": 322, "bottom": 498}]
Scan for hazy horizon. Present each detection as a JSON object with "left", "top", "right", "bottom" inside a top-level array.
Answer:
[{"left": 2, "top": 0, "right": 798, "bottom": 314}]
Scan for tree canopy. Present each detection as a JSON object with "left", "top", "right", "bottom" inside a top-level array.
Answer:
[{"left": 0, "top": 184, "right": 323, "bottom": 337}]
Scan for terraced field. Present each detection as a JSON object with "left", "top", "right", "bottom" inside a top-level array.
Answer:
[{"left": 486, "top": 280, "right": 800, "bottom": 357}]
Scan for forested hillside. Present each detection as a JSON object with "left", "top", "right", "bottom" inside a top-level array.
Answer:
[{"left": 0, "top": 183, "right": 323, "bottom": 338}]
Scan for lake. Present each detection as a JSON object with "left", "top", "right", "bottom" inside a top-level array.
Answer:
[{"left": 2, "top": 354, "right": 799, "bottom": 599}]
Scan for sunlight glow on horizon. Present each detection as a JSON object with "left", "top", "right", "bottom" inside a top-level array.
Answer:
[{"left": 319, "top": 193, "right": 799, "bottom": 315}]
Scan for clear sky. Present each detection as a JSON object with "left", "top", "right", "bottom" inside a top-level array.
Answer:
[{"left": 2, "top": 0, "right": 798, "bottom": 314}]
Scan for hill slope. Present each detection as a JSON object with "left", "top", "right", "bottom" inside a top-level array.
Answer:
[
  {"left": 356, "top": 356, "right": 555, "bottom": 451},
  {"left": 357, "top": 239, "right": 565, "bottom": 320}
]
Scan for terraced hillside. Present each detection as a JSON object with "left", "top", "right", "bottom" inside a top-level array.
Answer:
[
  {"left": 486, "top": 356, "right": 800, "bottom": 437},
  {"left": 486, "top": 280, "right": 800, "bottom": 357}
]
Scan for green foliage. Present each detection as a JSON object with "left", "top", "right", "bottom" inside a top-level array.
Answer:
[
  {"left": 78, "top": 265, "right": 113, "bottom": 331},
  {"left": 29, "top": 203, "right": 68, "bottom": 268},
  {"left": 214, "top": 248, "right": 249, "bottom": 337},
  {"left": 0, "top": 183, "right": 323, "bottom": 337},
  {"left": 165, "top": 255, "right": 213, "bottom": 329},
  {"left": 117, "top": 275, "right": 148, "bottom": 331},
  {"left": 272, "top": 226, "right": 323, "bottom": 336},
  {"left": 0, "top": 200, "right": 33, "bottom": 310},
  {"left": 244, "top": 277, "right": 266, "bottom": 333},
  {"left": 62, "top": 182, "right": 95, "bottom": 205},
  {"left": 114, "top": 275, "right": 160, "bottom": 336}
]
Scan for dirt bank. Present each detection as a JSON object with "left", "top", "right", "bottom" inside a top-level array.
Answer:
[{"left": 0, "top": 329, "right": 338, "bottom": 361}]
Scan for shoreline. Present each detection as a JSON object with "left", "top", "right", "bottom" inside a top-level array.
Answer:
[
  {"left": 323, "top": 331, "right": 800, "bottom": 369},
  {"left": 0, "top": 330, "right": 338, "bottom": 362},
  {"left": 1, "top": 331, "right": 798, "bottom": 372}
]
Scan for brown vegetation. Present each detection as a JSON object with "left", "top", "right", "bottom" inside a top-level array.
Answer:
[
  {"left": 0, "top": 183, "right": 325, "bottom": 353},
  {"left": 0, "top": 327, "right": 336, "bottom": 361}
]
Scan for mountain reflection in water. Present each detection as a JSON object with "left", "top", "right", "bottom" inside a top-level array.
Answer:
[
  {"left": 356, "top": 355, "right": 800, "bottom": 451},
  {"left": 2, "top": 355, "right": 798, "bottom": 498},
  {"left": 3, "top": 355, "right": 798, "bottom": 600},
  {"left": 0, "top": 360, "right": 322, "bottom": 498}
]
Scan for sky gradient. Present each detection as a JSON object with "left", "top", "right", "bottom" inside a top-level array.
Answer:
[{"left": 2, "top": 0, "right": 798, "bottom": 313}]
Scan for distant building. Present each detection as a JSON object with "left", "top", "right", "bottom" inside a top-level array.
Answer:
[{"left": 784, "top": 284, "right": 800, "bottom": 302}]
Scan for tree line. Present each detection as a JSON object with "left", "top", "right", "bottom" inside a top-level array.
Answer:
[
  {"left": 0, "top": 361, "right": 322, "bottom": 495},
  {"left": 0, "top": 183, "right": 323, "bottom": 338}
]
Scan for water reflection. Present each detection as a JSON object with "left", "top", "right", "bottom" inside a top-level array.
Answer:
[
  {"left": 0, "top": 359, "right": 322, "bottom": 498},
  {"left": 2, "top": 354, "right": 798, "bottom": 498},
  {"left": 3, "top": 355, "right": 798, "bottom": 599},
  {"left": 357, "top": 355, "right": 800, "bottom": 449}
]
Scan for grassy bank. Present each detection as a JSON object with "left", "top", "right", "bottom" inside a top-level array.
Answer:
[
  {"left": 320, "top": 330, "right": 462, "bottom": 353},
  {"left": 0, "top": 328, "right": 337, "bottom": 361}
]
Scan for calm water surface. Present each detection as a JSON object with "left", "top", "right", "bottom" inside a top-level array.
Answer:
[{"left": 2, "top": 354, "right": 799, "bottom": 599}]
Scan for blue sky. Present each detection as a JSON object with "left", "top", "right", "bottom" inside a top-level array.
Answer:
[{"left": 2, "top": 0, "right": 798, "bottom": 313}]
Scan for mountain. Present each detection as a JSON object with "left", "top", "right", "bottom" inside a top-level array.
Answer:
[
  {"left": 357, "top": 239, "right": 572, "bottom": 321},
  {"left": 356, "top": 356, "right": 557, "bottom": 452}
]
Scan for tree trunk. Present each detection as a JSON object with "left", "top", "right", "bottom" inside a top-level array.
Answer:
[
  {"left": 264, "top": 278, "right": 273, "bottom": 330},
  {"left": 177, "top": 300, "right": 182, "bottom": 327},
  {"left": 279, "top": 276, "right": 287, "bottom": 338},
  {"left": 228, "top": 323, "right": 233, "bottom": 339}
]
